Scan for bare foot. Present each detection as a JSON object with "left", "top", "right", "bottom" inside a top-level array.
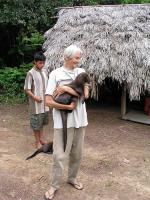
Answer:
[
  {"left": 35, "top": 142, "right": 42, "bottom": 149},
  {"left": 40, "top": 139, "right": 47, "bottom": 145}
]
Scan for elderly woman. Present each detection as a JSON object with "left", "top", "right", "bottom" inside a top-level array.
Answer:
[{"left": 44, "top": 45, "right": 90, "bottom": 200}]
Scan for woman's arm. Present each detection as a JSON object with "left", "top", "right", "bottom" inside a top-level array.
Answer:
[
  {"left": 84, "top": 84, "right": 90, "bottom": 99},
  {"left": 53, "top": 85, "right": 79, "bottom": 98},
  {"left": 45, "top": 95, "right": 77, "bottom": 110}
]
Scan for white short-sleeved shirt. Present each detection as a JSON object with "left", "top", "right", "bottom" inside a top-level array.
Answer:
[{"left": 45, "top": 66, "right": 88, "bottom": 129}]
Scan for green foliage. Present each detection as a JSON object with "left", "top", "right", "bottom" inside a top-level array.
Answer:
[
  {"left": 141, "top": 0, "right": 150, "bottom": 2},
  {"left": 0, "top": 0, "right": 54, "bottom": 32},
  {"left": 7, "top": 32, "right": 45, "bottom": 65},
  {"left": 0, "top": 63, "right": 33, "bottom": 103},
  {"left": 21, "top": 32, "right": 45, "bottom": 58},
  {"left": 0, "top": 0, "right": 56, "bottom": 67}
]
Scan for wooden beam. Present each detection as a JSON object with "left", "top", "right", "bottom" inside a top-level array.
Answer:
[{"left": 121, "top": 84, "right": 127, "bottom": 117}]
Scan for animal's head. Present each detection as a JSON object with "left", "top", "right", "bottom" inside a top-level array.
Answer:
[{"left": 75, "top": 72, "right": 90, "bottom": 86}]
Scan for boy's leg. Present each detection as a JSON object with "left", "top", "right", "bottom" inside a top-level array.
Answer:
[
  {"left": 67, "top": 127, "right": 85, "bottom": 184},
  {"left": 33, "top": 130, "right": 42, "bottom": 149},
  {"left": 30, "top": 114, "right": 41, "bottom": 148},
  {"left": 39, "top": 112, "right": 49, "bottom": 145},
  {"left": 39, "top": 128, "right": 47, "bottom": 145}
]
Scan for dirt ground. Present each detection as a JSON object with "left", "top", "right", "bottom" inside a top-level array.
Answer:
[{"left": 0, "top": 103, "right": 150, "bottom": 200}]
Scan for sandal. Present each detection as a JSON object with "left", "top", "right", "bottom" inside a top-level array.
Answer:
[
  {"left": 44, "top": 187, "right": 56, "bottom": 200},
  {"left": 68, "top": 180, "right": 84, "bottom": 190}
]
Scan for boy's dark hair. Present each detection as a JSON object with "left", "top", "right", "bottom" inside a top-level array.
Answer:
[{"left": 34, "top": 51, "right": 46, "bottom": 62}]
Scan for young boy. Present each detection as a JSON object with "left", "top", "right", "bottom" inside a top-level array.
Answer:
[{"left": 24, "top": 51, "right": 49, "bottom": 149}]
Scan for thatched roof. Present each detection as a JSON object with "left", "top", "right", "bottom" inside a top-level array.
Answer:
[{"left": 43, "top": 4, "right": 150, "bottom": 100}]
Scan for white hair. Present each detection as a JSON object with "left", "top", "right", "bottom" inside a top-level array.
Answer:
[{"left": 64, "top": 45, "right": 82, "bottom": 60}]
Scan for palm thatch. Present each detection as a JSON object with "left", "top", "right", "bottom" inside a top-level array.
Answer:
[{"left": 43, "top": 4, "right": 150, "bottom": 100}]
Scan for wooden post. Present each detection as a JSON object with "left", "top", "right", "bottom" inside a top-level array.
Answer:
[{"left": 121, "top": 84, "right": 127, "bottom": 117}]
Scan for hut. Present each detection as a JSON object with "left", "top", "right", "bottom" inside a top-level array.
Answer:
[{"left": 43, "top": 4, "right": 150, "bottom": 124}]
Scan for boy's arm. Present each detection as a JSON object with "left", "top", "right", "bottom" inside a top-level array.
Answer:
[
  {"left": 25, "top": 89, "right": 42, "bottom": 103},
  {"left": 45, "top": 95, "right": 77, "bottom": 110},
  {"left": 24, "top": 72, "right": 43, "bottom": 103}
]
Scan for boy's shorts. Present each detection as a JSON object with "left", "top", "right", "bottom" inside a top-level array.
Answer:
[{"left": 30, "top": 112, "right": 49, "bottom": 131}]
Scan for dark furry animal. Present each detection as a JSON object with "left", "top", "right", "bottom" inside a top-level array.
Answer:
[
  {"left": 26, "top": 142, "right": 53, "bottom": 160},
  {"left": 54, "top": 72, "right": 90, "bottom": 152}
]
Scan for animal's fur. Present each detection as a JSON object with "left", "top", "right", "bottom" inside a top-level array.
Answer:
[
  {"left": 54, "top": 72, "right": 90, "bottom": 151},
  {"left": 26, "top": 142, "right": 53, "bottom": 160}
]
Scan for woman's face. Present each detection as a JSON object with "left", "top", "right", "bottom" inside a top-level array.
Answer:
[{"left": 66, "top": 51, "right": 82, "bottom": 69}]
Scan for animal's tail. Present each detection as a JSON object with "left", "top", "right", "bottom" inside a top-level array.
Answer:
[
  {"left": 26, "top": 149, "right": 41, "bottom": 160},
  {"left": 60, "top": 110, "right": 68, "bottom": 152}
]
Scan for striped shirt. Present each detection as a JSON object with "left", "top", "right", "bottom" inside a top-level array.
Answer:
[{"left": 24, "top": 66, "right": 49, "bottom": 114}]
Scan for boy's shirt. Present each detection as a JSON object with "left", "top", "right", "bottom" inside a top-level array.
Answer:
[
  {"left": 24, "top": 66, "right": 49, "bottom": 114},
  {"left": 45, "top": 66, "right": 88, "bottom": 129}
]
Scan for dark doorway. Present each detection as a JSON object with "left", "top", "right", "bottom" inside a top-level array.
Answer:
[
  {"left": 99, "top": 78, "right": 122, "bottom": 106},
  {"left": 127, "top": 95, "right": 145, "bottom": 112},
  {"left": 87, "top": 77, "right": 122, "bottom": 108}
]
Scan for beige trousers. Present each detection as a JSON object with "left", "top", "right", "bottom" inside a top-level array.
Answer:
[{"left": 51, "top": 127, "right": 86, "bottom": 189}]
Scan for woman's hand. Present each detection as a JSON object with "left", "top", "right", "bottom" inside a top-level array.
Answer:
[
  {"left": 53, "top": 85, "right": 79, "bottom": 99},
  {"left": 67, "top": 102, "right": 77, "bottom": 110},
  {"left": 53, "top": 86, "right": 67, "bottom": 98},
  {"left": 84, "top": 83, "right": 90, "bottom": 99}
]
